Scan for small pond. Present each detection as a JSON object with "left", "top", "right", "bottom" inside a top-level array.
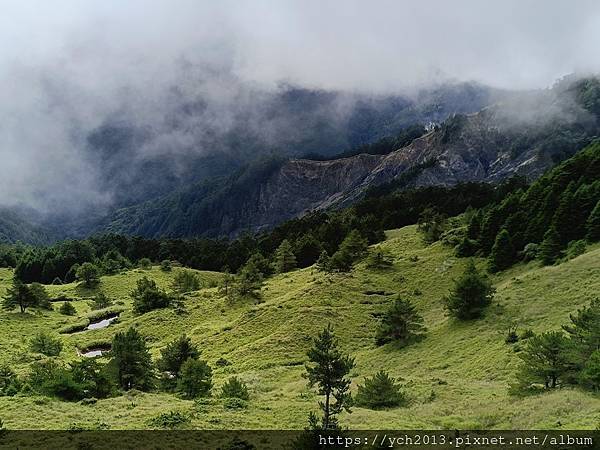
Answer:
[{"left": 87, "top": 314, "right": 119, "bottom": 330}]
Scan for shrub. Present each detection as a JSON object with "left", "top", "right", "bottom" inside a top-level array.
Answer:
[
  {"left": 149, "top": 411, "right": 190, "bottom": 429},
  {"left": 138, "top": 258, "right": 152, "bottom": 269},
  {"left": 565, "top": 239, "right": 587, "bottom": 260},
  {"left": 220, "top": 376, "right": 249, "bottom": 400},
  {"left": 76, "top": 262, "right": 101, "bottom": 287},
  {"left": 158, "top": 335, "right": 200, "bottom": 391},
  {"left": 177, "top": 358, "right": 212, "bottom": 398},
  {"left": 160, "top": 260, "right": 172, "bottom": 272},
  {"left": 354, "top": 370, "right": 406, "bottom": 409},
  {"left": 223, "top": 397, "right": 248, "bottom": 410},
  {"left": 131, "top": 277, "right": 171, "bottom": 314},
  {"left": 30, "top": 331, "right": 63, "bottom": 356},
  {"left": 0, "top": 365, "right": 20, "bottom": 396},
  {"left": 516, "top": 331, "right": 572, "bottom": 389},
  {"left": 171, "top": 270, "right": 201, "bottom": 294},
  {"left": 365, "top": 248, "right": 393, "bottom": 269},
  {"left": 59, "top": 302, "right": 76, "bottom": 316},
  {"left": 91, "top": 292, "right": 113, "bottom": 310},
  {"left": 580, "top": 350, "right": 600, "bottom": 390}
]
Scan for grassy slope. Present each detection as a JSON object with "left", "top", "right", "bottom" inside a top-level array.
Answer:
[{"left": 0, "top": 225, "right": 599, "bottom": 429}]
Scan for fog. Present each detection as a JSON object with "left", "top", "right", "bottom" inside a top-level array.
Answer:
[{"left": 0, "top": 0, "right": 599, "bottom": 212}]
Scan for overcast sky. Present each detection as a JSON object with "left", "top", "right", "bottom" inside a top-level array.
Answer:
[{"left": 0, "top": 0, "right": 599, "bottom": 212}]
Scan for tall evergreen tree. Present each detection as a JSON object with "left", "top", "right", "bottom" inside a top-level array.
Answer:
[
  {"left": 233, "top": 260, "right": 263, "bottom": 299},
  {"left": 587, "top": 200, "right": 600, "bottom": 242},
  {"left": 539, "top": 226, "right": 562, "bottom": 265},
  {"left": 273, "top": 240, "right": 297, "bottom": 273},
  {"left": 111, "top": 327, "right": 154, "bottom": 390},
  {"left": 2, "top": 277, "right": 37, "bottom": 313},
  {"left": 305, "top": 325, "right": 355, "bottom": 430},
  {"left": 517, "top": 331, "right": 572, "bottom": 389},
  {"left": 158, "top": 335, "right": 200, "bottom": 378},
  {"left": 444, "top": 260, "right": 495, "bottom": 320},
  {"left": 488, "top": 229, "right": 516, "bottom": 272},
  {"left": 375, "top": 297, "right": 426, "bottom": 346}
]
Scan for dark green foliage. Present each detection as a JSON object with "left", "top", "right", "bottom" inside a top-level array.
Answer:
[
  {"left": 365, "top": 248, "right": 393, "bottom": 269},
  {"left": 562, "top": 298, "right": 600, "bottom": 370},
  {"left": 2, "top": 277, "right": 38, "bottom": 313},
  {"left": 579, "top": 350, "right": 600, "bottom": 390},
  {"left": 176, "top": 358, "right": 212, "bottom": 398},
  {"left": 418, "top": 208, "right": 448, "bottom": 244},
  {"left": 160, "top": 260, "right": 172, "bottom": 272},
  {"left": 488, "top": 229, "right": 516, "bottom": 272},
  {"left": 148, "top": 411, "right": 190, "bottom": 429},
  {"left": 517, "top": 331, "right": 573, "bottom": 389},
  {"left": 293, "top": 234, "right": 323, "bottom": 268},
  {"left": 522, "top": 243, "right": 539, "bottom": 261},
  {"left": 233, "top": 260, "right": 263, "bottom": 299},
  {"left": 59, "top": 302, "right": 76, "bottom": 316},
  {"left": 587, "top": 200, "right": 600, "bottom": 242},
  {"left": 158, "top": 335, "right": 200, "bottom": 382},
  {"left": 539, "top": 226, "right": 562, "bottom": 265},
  {"left": 101, "top": 249, "right": 130, "bottom": 275},
  {"left": 138, "top": 258, "right": 152, "bottom": 269},
  {"left": 375, "top": 297, "right": 426, "bottom": 346},
  {"left": 273, "top": 239, "right": 297, "bottom": 273},
  {"left": 131, "top": 277, "right": 172, "bottom": 314},
  {"left": 111, "top": 327, "right": 154, "bottom": 390},
  {"left": 91, "top": 292, "right": 114, "bottom": 310},
  {"left": 444, "top": 260, "right": 495, "bottom": 320},
  {"left": 171, "top": 270, "right": 201, "bottom": 293},
  {"left": 29, "top": 331, "right": 63, "bottom": 356},
  {"left": 69, "top": 359, "right": 114, "bottom": 399},
  {"left": 565, "top": 240, "right": 587, "bottom": 260},
  {"left": 76, "top": 262, "right": 101, "bottom": 287},
  {"left": 315, "top": 250, "right": 330, "bottom": 272},
  {"left": 29, "top": 283, "right": 52, "bottom": 310},
  {"left": 328, "top": 230, "right": 368, "bottom": 272},
  {"left": 0, "top": 365, "right": 20, "bottom": 396},
  {"left": 220, "top": 376, "right": 250, "bottom": 400},
  {"left": 354, "top": 371, "right": 406, "bottom": 409},
  {"left": 305, "top": 325, "right": 355, "bottom": 430}
]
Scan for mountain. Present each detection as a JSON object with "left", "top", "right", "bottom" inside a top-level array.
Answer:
[
  {"left": 82, "top": 81, "right": 498, "bottom": 209},
  {"left": 0, "top": 207, "right": 53, "bottom": 245},
  {"left": 100, "top": 77, "right": 600, "bottom": 238}
]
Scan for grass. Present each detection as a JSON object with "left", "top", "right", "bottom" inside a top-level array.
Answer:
[{"left": 1, "top": 229, "right": 599, "bottom": 429}]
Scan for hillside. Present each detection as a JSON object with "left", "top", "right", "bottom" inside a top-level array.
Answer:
[
  {"left": 100, "top": 77, "right": 600, "bottom": 239},
  {"left": 1, "top": 225, "right": 599, "bottom": 430}
]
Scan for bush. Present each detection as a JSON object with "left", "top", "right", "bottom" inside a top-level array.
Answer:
[
  {"left": 0, "top": 365, "right": 20, "bottom": 396},
  {"left": 30, "top": 331, "right": 63, "bottom": 356},
  {"left": 220, "top": 376, "right": 250, "bottom": 400},
  {"left": 148, "top": 411, "right": 190, "bottom": 429},
  {"left": 365, "top": 248, "right": 393, "bottom": 269},
  {"left": 177, "top": 358, "right": 212, "bottom": 398},
  {"left": 566, "top": 239, "right": 587, "bottom": 260},
  {"left": 160, "top": 260, "right": 172, "bottom": 272},
  {"left": 223, "top": 398, "right": 248, "bottom": 410},
  {"left": 138, "top": 258, "right": 152, "bottom": 269},
  {"left": 171, "top": 270, "right": 201, "bottom": 294},
  {"left": 91, "top": 292, "right": 113, "bottom": 310},
  {"left": 354, "top": 371, "right": 406, "bottom": 409},
  {"left": 131, "top": 277, "right": 172, "bottom": 314},
  {"left": 516, "top": 331, "right": 572, "bottom": 389},
  {"left": 59, "top": 302, "right": 76, "bottom": 316},
  {"left": 76, "top": 262, "right": 101, "bottom": 287}
]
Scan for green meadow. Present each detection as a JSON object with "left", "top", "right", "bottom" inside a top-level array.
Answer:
[{"left": 1, "top": 225, "right": 599, "bottom": 430}]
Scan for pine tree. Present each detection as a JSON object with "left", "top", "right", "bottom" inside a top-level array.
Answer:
[
  {"left": 158, "top": 335, "right": 200, "bottom": 378},
  {"left": 305, "top": 325, "right": 355, "bottom": 430},
  {"left": 517, "top": 331, "right": 572, "bottom": 389},
  {"left": 587, "top": 200, "right": 600, "bottom": 242},
  {"left": 354, "top": 370, "right": 406, "bottom": 409},
  {"left": 2, "top": 277, "right": 37, "bottom": 313},
  {"left": 444, "top": 260, "right": 495, "bottom": 320},
  {"left": 111, "top": 327, "right": 154, "bottom": 390},
  {"left": 375, "top": 297, "right": 426, "bottom": 346},
  {"left": 488, "top": 229, "right": 516, "bottom": 272},
  {"left": 176, "top": 358, "right": 212, "bottom": 398},
  {"left": 539, "top": 226, "right": 562, "bottom": 265},
  {"left": 273, "top": 240, "right": 297, "bottom": 273},
  {"left": 76, "top": 262, "right": 101, "bottom": 287},
  {"left": 366, "top": 248, "right": 393, "bottom": 269},
  {"left": 316, "top": 250, "right": 330, "bottom": 272},
  {"left": 293, "top": 234, "right": 323, "bottom": 268},
  {"left": 233, "top": 260, "right": 263, "bottom": 299}
]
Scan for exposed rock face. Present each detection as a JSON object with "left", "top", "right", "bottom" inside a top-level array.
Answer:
[{"left": 102, "top": 78, "right": 600, "bottom": 238}]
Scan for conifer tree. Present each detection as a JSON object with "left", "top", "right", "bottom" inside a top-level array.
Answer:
[
  {"left": 273, "top": 240, "right": 297, "bottom": 273},
  {"left": 375, "top": 297, "right": 426, "bottom": 346},
  {"left": 539, "top": 226, "right": 562, "bottom": 265},
  {"left": 305, "top": 325, "right": 355, "bottom": 430},
  {"left": 233, "top": 260, "right": 263, "bottom": 299},
  {"left": 316, "top": 250, "right": 330, "bottom": 272},
  {"left": 444, "top": 260, "right": 495, "bottom": 320},
  {"left": 488, "top": 229, "right": 516, "bottom": 272},
  {"left": 587, "top": 200, "right": 600, "bottom": 242},
  {"left": 111, "top": 327, "right": 154, "bottom": 390},
  {"left": 354, "top": 370, "right": 406, "bottom": 409},
  {"left": 517, "top": 331, "right": 572, "bottom": 389},
  {"left": 2, "top": 277, "right": 37, "bottom": 313}
]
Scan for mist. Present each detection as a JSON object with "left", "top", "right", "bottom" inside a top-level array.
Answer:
[{"left": 0, "top": 0, "right": 599, "bottom": 213}]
